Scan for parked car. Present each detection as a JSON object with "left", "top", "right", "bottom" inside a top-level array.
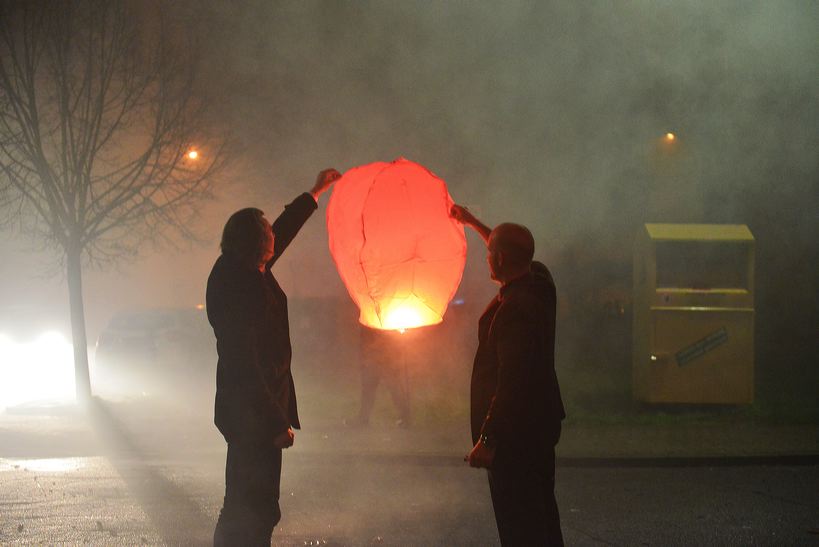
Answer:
[{"left": 93, "top": 307, "right": 215, "bottom": 398}]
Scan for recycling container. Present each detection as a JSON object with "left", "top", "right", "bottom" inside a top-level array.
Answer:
[{"left": 633, "top": 224, "right": 754, "bottom": 403}]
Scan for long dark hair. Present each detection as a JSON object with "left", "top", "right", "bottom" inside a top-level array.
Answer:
[{"left": 220, "top": 207, "right": 267, "bottom": 264}]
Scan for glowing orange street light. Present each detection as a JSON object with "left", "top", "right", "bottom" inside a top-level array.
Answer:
[{"left": 186, "top": 149, "right": 199, "bottom": 160}]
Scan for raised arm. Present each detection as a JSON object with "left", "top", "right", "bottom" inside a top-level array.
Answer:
[
  {"left": 450, "top": 204, "right": 491, "bottom": 244},
  {"left": 269, "top": 168, "right": 341, "bottom": 265}
]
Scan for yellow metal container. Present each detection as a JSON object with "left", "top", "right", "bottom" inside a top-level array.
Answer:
[{"left": 633, "top": 224, "right": 755, "bottom": 403}]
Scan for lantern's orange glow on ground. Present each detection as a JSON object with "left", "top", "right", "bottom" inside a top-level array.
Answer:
[
  {"left": 186, "top": 149, "right": 199, "bottom": 160},
  {"left": 327, "top": 158, "right": 466, "bottom": 331}
]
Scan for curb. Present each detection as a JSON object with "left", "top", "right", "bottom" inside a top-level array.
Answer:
[
  {"left": 556, "top": 454, "right": 819, "bottom": 467},
  {"left": 290, "top": 451, "right": 819, "bottom": 468}
]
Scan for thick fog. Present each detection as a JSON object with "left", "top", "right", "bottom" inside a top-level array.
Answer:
[
  {"left": 187, "top": 0, "right": 818, "bottom": 367},
  {"left": 4, "top": 0, "right": 816, "bottom": 337},
  {"left": 1, "top": 1, "right": 817, "bottom": 541}
]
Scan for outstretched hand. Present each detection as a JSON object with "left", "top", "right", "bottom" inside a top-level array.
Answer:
[
  {"left": 310, "top": 168, "right": 342, "bottom": 200},
  {"left": 464, "top": 439, "right": 496, "bottom": 469},
  {"left": 451, "top": 203, "right": 491, "bottom": 244},
  {"left": 450, "top": 204, "right": 477, "bottom": 226}
]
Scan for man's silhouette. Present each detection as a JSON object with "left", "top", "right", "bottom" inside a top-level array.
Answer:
[
  {"left": 207, "top": 168, "right": 340, "bottom": 546},
  {"left": 452, "top": 204, "right": 566, "bottom": 546}
]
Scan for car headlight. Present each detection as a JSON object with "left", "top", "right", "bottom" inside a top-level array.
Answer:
[{"left": 0, "top": 331, "right": 76, "bottom": 408}]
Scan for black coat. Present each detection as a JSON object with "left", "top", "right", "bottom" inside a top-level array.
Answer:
[
  {"left": 206, "top": 193, "right": 317, "bottom": 443},
  {"left": 470, "top": 261, "right": 566, "bottom": 468}
]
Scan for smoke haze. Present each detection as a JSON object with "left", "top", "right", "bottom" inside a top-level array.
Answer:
[{"left": 2, "top": 0, "right": 817, "bottom": 416}]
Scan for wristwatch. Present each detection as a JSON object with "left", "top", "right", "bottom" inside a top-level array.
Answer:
[{"left": 480, "top": 433, "right": 496, "bottom": 449}]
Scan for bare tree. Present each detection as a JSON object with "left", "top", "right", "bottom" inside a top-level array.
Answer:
[{"left": 0, "top": 1, "right": 229, "bottom": 403}]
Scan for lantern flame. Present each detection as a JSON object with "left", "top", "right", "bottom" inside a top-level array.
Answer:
[{"left": 382, "top": 300, "right": 426, "bottom": 332}]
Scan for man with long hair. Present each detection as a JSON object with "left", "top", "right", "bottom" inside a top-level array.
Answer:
[{"left": 207, "top": 168, "right": 340, "bottom": 545}]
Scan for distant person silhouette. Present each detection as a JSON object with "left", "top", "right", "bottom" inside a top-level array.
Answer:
[
  {"left": 207, "top": 168, "right": 341, "bottom": 546},
  {"left": 346, "top": 324, "right": 412, "bottom": 428},
  {"left": 452, "top": 204, "right": 566, "bottom": 546}
]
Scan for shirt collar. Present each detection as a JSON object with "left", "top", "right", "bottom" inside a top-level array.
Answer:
[
  {"left": 224, "top": 252, "right": 265, "bottom": 277},
  {"left": 498, "top": 271, "right": 531, "bottom": 301}
]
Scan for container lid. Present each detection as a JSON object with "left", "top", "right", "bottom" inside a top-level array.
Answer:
[{"left": 645, "top": 223, "right": 754, "bottom": 242}]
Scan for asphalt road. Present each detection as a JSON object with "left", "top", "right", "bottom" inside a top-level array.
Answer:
[{"left": 2, "top": 400, "right": 817, "bottom": 546}]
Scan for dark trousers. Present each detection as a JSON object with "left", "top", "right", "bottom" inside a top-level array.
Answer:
[
  {"left": 213, "top": 441, "right": 282, "bottom": 547},
  {"left": 488, "top": 447, "right": 564, "bottom": 546},
  {"left": 358, "top": 360, "right": 411, "bottom": 423}
]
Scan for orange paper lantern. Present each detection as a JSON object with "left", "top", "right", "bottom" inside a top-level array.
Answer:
[{"left": 327, "top": 158, "right": 466, "bottom": 331}]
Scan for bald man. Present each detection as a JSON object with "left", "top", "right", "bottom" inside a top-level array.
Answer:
[{"left": 452, "top": 205, "right": 566, "bottom": 546}]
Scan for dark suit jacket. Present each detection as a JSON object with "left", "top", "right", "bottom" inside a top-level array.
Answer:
[
  {"left": 206, "top": 193, "right": 317, "bottom": 443},
  {"left": 470, "top": 261, "right": 566, "bottom": 469}
]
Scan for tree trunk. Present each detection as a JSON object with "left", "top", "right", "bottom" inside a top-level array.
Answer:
[{"left": 67, "top": 245, "right": 92, "bottom": 404}]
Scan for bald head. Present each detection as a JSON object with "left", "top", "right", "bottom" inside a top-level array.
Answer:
[{"left": 487, "top": 223, "right": 535, "bottom": 282}]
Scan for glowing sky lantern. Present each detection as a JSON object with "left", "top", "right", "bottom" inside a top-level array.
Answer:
[{"left": 327, "top": 158, "right": 467, "bottom": 331}]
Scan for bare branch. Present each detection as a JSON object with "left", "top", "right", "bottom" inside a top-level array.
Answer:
[{"left": 0, "top": 0, "right": 231, "bottom": 267}]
